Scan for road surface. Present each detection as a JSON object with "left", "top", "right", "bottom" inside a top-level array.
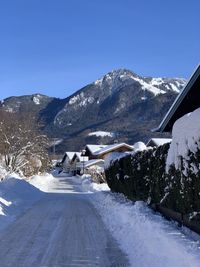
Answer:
[{"left": 0, "top": 176, "right": 129, "bottom": 267}]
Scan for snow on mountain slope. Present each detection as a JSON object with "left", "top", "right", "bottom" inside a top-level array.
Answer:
[
  {"left": 54, "top": 69, "right": 186, "bottom": 128},
  {"left": 88, "top": 131, "right": 115, "bottom": 138},
  {"left": 1, "top": 94, "right": 54, "bottom": 113},
  {"left": 145, "top": 77, "right": 186, "bottom": 93},
  {"left": 0, "top": 68, "right": 186, "bottom": 152},
  {"left": 94, "top": 69, "right": 185, "bottom": 95},
  {"left": 94, "top": 69, "right": 165, "bottom": 95}
]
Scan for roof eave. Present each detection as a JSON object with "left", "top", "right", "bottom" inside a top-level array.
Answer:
[{"left": 154, "top": 64, "right": 200, "bottom": 133}]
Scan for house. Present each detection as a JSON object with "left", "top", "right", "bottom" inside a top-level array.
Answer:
[
  {"left": 71, "top": 152, "right": 89, "bottom": 175},
  {"left": 92, "top": 143, "right": 134, "bottom": 160},
  {"left": 61, "top": 152, "right": 76, "bottom": 173},
  {"left": 146, "top": 138, "right": 172, "bottom": 148},
  {"left": 155, "top": 64, "right": 200, "bottom": 132},
  {"left": 84, "top": 159, "right": 104, "bottom": 169},
  {"left": 76, "top": 159, "right": 105, "bottom": 174},
  {"left": 84, "top": 144, "right": 108, "bottom": 160}
]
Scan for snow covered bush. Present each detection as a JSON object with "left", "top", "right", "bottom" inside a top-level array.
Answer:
[
  {"left": 105, "top": 137, "right": 200, "bottom": 226},
  {"left": 85, "top": 166, "right": 106, "bottom": 183},
  {"left": 166, "top": 108, "right": 200, "bottom": 174},
  {"left": 106, "top": 143, "right": 169, "bottom": 203}
]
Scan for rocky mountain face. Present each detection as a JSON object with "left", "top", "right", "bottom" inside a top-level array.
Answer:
[{"left": 0, "top": 69, "right": 186, "bottom": 153}]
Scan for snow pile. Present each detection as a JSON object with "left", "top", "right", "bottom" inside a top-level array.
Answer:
[
  {"left": 76, "top": 174, "right": 109, "bottom": 193},
  {"left": 88, "top": 131, "right": 115, "bottom": 138},
  {"left": 78, "top": 176, "right": 200, "bottom": 267},
  {"left": 0, "top": 175, "right": 43, "bottom": 231},
  {"left": 28, "top": 173, "right": 57, "bottom": 192},
  {"left": 133, "top": 141, "right": 147, "bottom": 152},
  {"left": 166, "top": 108, "right": 200, "bottom": 174}
]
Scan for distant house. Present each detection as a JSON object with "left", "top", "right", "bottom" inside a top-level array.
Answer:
[
  {"left": 84, "top": 144, "right": 108, "bottom": 160},
  {"left": 76, "top": 159, "right": 105, "bottom": 174},
  {"left": 92, "top": 143, "right": 134, "bottom": 160},
  {"left": 71, "top": 152, "right": 89, "bottom": 175},
  {"left": 85, "top": 159, "right": 104, "bottom": 169},
  {"left": 146, "top": 138, "right": 172, "bottom": 148},
  {"left": 155, "top": 64, "right": 200, "bottom": 132},
  {"left": 61, "top": 152, "right": 76, "bottom": 173}
]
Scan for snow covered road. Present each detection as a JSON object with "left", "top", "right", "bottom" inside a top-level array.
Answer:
[{"left": 0, "top": 176, "right": 129, "bottom": 267}]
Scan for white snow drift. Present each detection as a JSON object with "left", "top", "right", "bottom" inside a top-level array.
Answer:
[{"left": 0, "top": 173, "right": 56, "bottom": 231}]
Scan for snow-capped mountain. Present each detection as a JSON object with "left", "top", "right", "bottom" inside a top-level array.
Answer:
[
  {"left": 94, "top": 69, "right": 185, "bottom": 95},
  {"left": 53, "top": 69, "right": 185, "bottom": 129},
  {"left": 0, "top": 69, "right": 186, "bottom": 152}
]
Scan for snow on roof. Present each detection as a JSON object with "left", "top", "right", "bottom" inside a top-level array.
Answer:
[
  {"left": 84, "top": 159, "right": 104, "bottom": 168},
  {"left": 65, "top": 152, "right": 76, "bottom": 161},
  {"left": 147, "top": 138, "right": 172, "bottom": 147},
  {"left": 155, "top": 64, "right": 200, "bottom": 132},
  {"left": 93, "top": 143, "right": 133, "bottom": 156},
  {"left": 73, "top": 152, "right": 89, "bottom": 162},
  {"left": 86, "top": 144, "right": 108, "bottom": 154},
  {"left": 77, "top": 159, "right": 104, "bottom": 168}
]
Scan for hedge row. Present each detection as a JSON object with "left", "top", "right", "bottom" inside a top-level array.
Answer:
[{"left": 105, "top": 143, "right": 200, "bottom": 223}]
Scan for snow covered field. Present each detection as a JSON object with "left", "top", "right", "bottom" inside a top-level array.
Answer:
[
  {"left": 88, "top": 131, "right": 115, "bottom": 138},
  {"left": 77, "top": 175, "right": 200, "bottom": 267}
]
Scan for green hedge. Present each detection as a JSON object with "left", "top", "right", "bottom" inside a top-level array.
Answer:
[{"left": 105, "top": 143, "right": 200, "bottom": 223}]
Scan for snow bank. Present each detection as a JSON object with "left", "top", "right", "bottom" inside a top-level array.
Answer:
[
  {"left": 166, "top": 108, "right": 200, "bottom": 173},
  {"left": 77, "top": 174, "right": 109, "bottom": 192},
  {"left": 78, "top": 176, "right": 200, "bottom": 267},
  {"left": 0, "top": 175, "right": 43, "bottom": 231},
  {"left": 29, "top": 173, "right": 57, "bottom": 192}
]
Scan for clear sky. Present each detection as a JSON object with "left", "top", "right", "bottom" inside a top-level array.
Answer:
[{"left": 0, "top": 0, "right": 199, "bottom": 100}]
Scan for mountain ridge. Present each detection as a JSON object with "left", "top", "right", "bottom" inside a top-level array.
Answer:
[{"left": 0, "top": 69, "right": 187, "bottom": 153}]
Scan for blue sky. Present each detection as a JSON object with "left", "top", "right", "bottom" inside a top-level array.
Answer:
[{"left": 0, "top": 0, "right": 199, "bottom": 100}]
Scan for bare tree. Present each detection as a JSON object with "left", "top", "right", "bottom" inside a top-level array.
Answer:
[{"left": 0, "top": 109, "right": 50, "bottom": 176}]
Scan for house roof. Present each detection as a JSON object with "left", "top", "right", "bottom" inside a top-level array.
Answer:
[
  {"left": 85, "top": 144, "right": 108, "bottom": 154},
  {"left": 77, "top": 159, "right": 104, "bottom": 168},
  {"left": 85, "top": 159, "right": 104, "bottom": 168},
  {"left": 146, "top": 138, "right": 172, "bottom": 147},
  {"left": 61, "top": 151, "right": 76, "bottom": 163},
  {"left": 65, "top": 152, "right": 76, "bottom": 161},
  {"left": 72, "top": 152, "right": 89, "bottom": 162},
  {"left": 93, "top": 143, "right": 133, "bottom": 156},
  {"left": 154, "top": 64, "right": 200, "bottom": 132}
]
